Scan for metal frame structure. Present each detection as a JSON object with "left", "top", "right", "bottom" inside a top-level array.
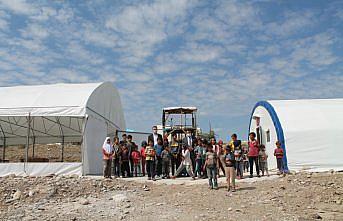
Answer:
[
  {"left": 162, "top": 107, "right": 198, "bottom": 137},
  {"left": 0, "top": 114, "right": 85, "bottom": 163}
]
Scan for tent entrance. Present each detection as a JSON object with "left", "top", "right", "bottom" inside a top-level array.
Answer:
[{"left": 0, "top": 115, "right": 85, "bottom": 164}]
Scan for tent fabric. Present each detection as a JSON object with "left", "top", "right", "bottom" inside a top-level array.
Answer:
[
  {"left": 249, "top": 99, "right": 343, "bottom": 172},
  {"left": 0, "top": 82, "right": 125, "bottom": 176},
  {"left": 0, "top": 162, "right": 82, "bottom": 176}
]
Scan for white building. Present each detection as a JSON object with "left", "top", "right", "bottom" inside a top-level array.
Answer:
[{"left": 249, "top": 99, "right": 343, "bottom": 172}]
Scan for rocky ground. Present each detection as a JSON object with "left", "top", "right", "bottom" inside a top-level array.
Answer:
[{"left": 0, "top": 171, "right": 342, "bottom": 221}]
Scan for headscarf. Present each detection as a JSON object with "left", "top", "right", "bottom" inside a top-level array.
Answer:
[{"left": 102, "top": 137, "right": 113, "bottom": 154}]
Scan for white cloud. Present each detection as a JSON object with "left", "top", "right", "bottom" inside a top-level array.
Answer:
[
  {"left": 265, "top": 11, "right": 316, "bottom": 37},
  {"left": 0, "top": 0, "right": 37, "bottom": 15},
  {"left": 21, "top": 23, "right": 49, "bottom": 39}
]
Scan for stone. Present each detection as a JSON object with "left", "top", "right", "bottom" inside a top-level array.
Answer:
[
  {"left": 79, "top": 199, "right": 90, "bottom": 205},
  {"left": 28, "top": 190, "right": 35, "bottom": 197},
  {"left": 227, "top": 207, "right": 232, "bottom": 211},
  {"left": 13, "top": 190, "right": 22, "bottom": 200},
  {"left": 113, "top": 194, "right": 128, "bottom": 203},
  {"left": 313, "top": 214, "right": 322, "bottom": 219}
]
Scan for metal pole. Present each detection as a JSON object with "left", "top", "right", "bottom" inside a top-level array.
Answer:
[
  {"left": 2, "top": 137, "right": 5, "bottom": 162},
  {"left": 32, "top": 136, "right": 35, "bottom": 158},
  {"left": 61, "top": 136, "right": 64, "bottom": 162},
  {"left": 25, "top": 113, "right": 31, "bottom": 171}
]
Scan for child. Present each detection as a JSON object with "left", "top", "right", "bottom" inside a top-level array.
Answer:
[
  {"left": 172, "top": 145, "right": 195, "bottom": 180},
  {"left": 259, "top": 145, "right": 269, "bottom": 176},
  {"left": 225, "top": 146, "right": 236, "bottom": 192},
  {"left": 154, "top": 138, "right": 164, "bottom": 177},
  {"left": 194, "top": 139, "right": 205, "bottom": 178},
  {"left": 248, "top": 132, "right": 260, "bottom": 178},
  {"left": 140, "top": 141, "right": 147, "bottom": 176},
  {"left": 145, "top": 140, "right": 156, "bottom": 181},
  {"left": 242, "top": 146, "right": 249, "bottom": 173},
  {"left": 274, "top": 141, "right": 284, "bottom": 175},
  {"left": 120, "top": 145, "right": 131, "bottom": 178},
  {"left": 131, "top": 145, "right": 141, "bottom": 177},
  {"left": 231, "top": 134, "right": 243, "bottom": 179},
  {"left": 203, "top": 145, "right": 218, "bottom": 189},
  {"left": 112, "top": 137, "right": 121, "bottom": 178},
  {"left": 161, "top": 146, "right": 171, "bottom": 179}
]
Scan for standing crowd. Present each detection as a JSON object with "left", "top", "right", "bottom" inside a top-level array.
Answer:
[{"left": 102, "top": 126, "right": 286, "bottom": 192}]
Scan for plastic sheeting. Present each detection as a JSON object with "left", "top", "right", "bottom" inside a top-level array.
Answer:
[
  {"left": 0, "top": 82, "right": 126, "bottom": 176},
  {"left": 0, "top": 163, "right": 82, "bottom": 176},
  {"left": 250, "top": 99, "right": 343, "bottom": 172}
]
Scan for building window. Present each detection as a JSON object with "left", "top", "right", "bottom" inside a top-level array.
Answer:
[{"left": 266, "top": 130, "right": 270, "bottom": 143}]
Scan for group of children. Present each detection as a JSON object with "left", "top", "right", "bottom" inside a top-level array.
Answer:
[{"left": 102, "top": 132, "right": 286, "bottom": 192}]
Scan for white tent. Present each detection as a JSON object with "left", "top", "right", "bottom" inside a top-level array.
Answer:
[
  {"left": 249, "top": 99, "right": 343, "bottom": 172},
  {"left": 0, "top": 82, "right": 125, "bottom": 176}
]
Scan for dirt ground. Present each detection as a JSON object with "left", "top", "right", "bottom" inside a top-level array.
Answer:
[
  {"left": 0, "top": 172, "right": 342, "bottom": 221},
  {"left": 1, "top": 144, "right": 81, "bottom": 162}
]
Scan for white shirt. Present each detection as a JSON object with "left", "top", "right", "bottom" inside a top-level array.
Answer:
[
  {"left": 153, "top": 133, "right": 158, "bottom": 146},
  {"left": 187, "top": 136, "right": 192, "bottom": 146},
  {"left": 182, "top": 149, "right": 192, "bottom": 166}
]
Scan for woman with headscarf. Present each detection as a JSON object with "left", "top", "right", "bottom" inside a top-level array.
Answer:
[{"left": 102, "top": 137, "right": 114, "bottom": 178}]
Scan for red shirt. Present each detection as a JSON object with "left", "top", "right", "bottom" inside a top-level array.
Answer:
[
  {"left": 248, "top": 140, "right": 259, "bottom": 157},
  {"left": 274, "top": 148, "right": 284, "bottom": 159},
  {"left": 140, "top": 147, "right": 146, "bottom": 158},
  {"left": 131, "top": 151, "right": 141, "bottom": 164}
]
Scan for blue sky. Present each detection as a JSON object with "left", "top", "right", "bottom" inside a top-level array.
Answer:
[{"left": 0, "top": 0, "right": 342, "bottom": 141}]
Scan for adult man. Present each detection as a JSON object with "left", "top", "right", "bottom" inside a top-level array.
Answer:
[
  {"left": 182, "top": 130, "right": 195, "bottom": 149},
  {"left": 148, "top": 126, "right": 163, "bottom": 147}
]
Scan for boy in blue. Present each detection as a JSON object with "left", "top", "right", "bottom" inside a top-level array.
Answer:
[
  {"left": 225, "top": 146, "right": 236, "bottom": 192},
  {"left": 194, "top": 139, "right": 205, "bottom": 178},
  {"left": 154, "top": 137, "right": 164, "bottom": 177}
]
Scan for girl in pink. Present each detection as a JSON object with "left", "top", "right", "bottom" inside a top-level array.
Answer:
[
  {"left": 274, "top": 141, "right": 284, "bottom": 175},
  {"left": 140, "top": 141, "right": 147, "bottom": 176},
  {"left": 248, "top": 132, "right": 260, "bottom": 178}
]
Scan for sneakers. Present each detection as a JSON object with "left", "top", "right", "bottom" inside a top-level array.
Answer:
[{"left": 249, "top": 175, "right": 253, "bottom": 178}]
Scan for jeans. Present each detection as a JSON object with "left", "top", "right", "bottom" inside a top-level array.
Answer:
[
  {"left": 235, "top": 161, "right": 243, "bottom": 177},
  {"left": 277, "top": 158, "right": 284, "bottom": 173},
  {"left": 195, "top": 159, "right": 204, "bottom": 177},
  {"left": 113, "top": 158, "right": 121, "bottom": 177},
  {"left": 121, "top": 161, "right": 131, "bottom": 177},
  {"left": 171, "top": 155, "right": 178, "bottom": 176},
  {"left": 133, "top": 164, "right": 141, "bottom": 177},
  {"left": 156, "top": 156, "right": 162, "bottom": 176},
  {"left": 249, "top": 156, "right": 259, "bottom": 176},
  {"left": 103, "top": 159, "right": 112, "bottom": 178},
  {"left": 162, "top": 160, "right": 170, "bottom": 177},
  {"left": 146, "top": 160, "right": 155, "bottom": 178},
  {"left": 206, "top": 165, "right": 217, "bottom": 188}
]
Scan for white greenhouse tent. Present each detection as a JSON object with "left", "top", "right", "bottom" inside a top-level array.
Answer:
[
  {"left": 249, "top": 99, "right": 343, "bottom": 172},
  {"left": 0, "top": 82, "right": 125, "bottom": 176}
]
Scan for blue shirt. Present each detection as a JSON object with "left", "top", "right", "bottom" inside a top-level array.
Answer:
[{"left": 154, "top": 144, "right": 164, "bottom": 157}]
